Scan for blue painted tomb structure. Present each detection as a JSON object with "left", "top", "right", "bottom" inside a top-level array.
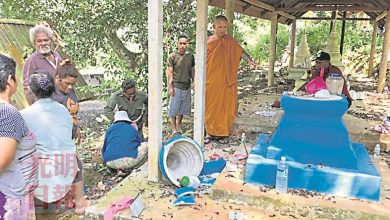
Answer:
[{"left": 245, "top": 95, "right": 381, "bottom": 201}]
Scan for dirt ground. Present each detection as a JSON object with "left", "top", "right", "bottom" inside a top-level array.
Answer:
[{"left": 41, "top": 66, "right": 390, "bottom": 219}]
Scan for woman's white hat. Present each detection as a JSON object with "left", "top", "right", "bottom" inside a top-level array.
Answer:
[{"left": 114, "top": 111, "right": 132, "bottom": 122}]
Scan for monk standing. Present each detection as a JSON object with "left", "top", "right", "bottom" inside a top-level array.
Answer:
[{"left": 205, "top": 15, "right": 256, "bottom": 143}]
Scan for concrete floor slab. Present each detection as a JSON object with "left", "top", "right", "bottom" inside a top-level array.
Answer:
[
  {"left": 85, "top": 166, "right": 283, "bottom": 220},
  {"left": 210, "top": 157, "right": 390, "bottom": 219}
]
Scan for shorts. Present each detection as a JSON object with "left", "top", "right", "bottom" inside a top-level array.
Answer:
[{"left": 168, "top": 87, "right": 191, "bottom": 117}]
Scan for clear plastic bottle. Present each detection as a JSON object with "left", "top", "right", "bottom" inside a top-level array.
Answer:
[
  {"left": 275, "top": 156, "right": 288, "bottom": 194},
  {"left": 229, "top": 211, "right": 247, "bottom": 220},
  {"left": 179, "top": 176, "right": 200, "bottom": 189},
  {"left": 374, "top": 144, "right": 381, "bottom": 157},
  {"left": 236, "top": 133, "right": 249, "bottom": 156},
  {"left": 326, "top": 74, "right": 344, "bottom": 95}
]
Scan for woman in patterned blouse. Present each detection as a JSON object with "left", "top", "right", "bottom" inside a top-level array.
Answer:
[{"left": 0, "top": 54, "right": 38, "bottom": 219}]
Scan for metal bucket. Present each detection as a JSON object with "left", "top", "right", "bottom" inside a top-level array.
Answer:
[{"left": 159, "top": 136, "right": 204, "bottom": 187}]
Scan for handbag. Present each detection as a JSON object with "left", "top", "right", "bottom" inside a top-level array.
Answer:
[{"left": 305, "top": 67, "right": 327, "bottom": 94}]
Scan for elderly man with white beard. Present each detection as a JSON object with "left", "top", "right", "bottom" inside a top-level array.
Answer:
[{"left": 23, "top": 24, "right": 62, "bottom": 104}]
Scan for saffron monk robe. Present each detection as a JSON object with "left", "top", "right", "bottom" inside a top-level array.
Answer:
[{"left": 205, "top": 15, "right": 257, "bottom": 144}]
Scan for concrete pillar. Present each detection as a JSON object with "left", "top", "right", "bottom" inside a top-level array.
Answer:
[
  {"left": 288, "top": 20, "right": 296, "bottom": 69},
  {"left": 193, "top": 0, "right": 208, "bottom": 147},
  {"left": 378, "top": 11, "right": 390, "bottom": 93},
  {"left": 268, "top": 12, "right": 278, "bottom": 87},
  {"left": 368, "top": 21, "right": 379, "bottom": 77},
  {"left": 147, "top": 0, "right": 163, "bottom": 182},
  {"left": 225, "top": 0, "right": 235, "bottom": 36}
]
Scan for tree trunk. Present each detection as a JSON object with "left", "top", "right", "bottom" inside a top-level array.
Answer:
[{"left": 107, "top": 28, "right": 140, "bottom": 72}]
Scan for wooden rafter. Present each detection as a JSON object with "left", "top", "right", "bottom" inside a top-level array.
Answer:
[
  {"left": 242, "top": 0, "right": 273, "bottom": 11},
  {"left": 277, "top": 6, "right": 387, "bottom": 12},
  {"left": 376, "top": 11, "right": 388, "bottom": 21},
  {"left": 242, "top": 0, "right": 295, "bottom": 20},
  {"left": 296, "top": 0, "right": 374, "bottom": 4},
  {"left": 299, "top": 17, "right": 373, "bottom": 21},
  {"left": 242, "top": 3, "right": 252, "bottom": 12},
  {"left": 209, "top": 0, "right": 389, "bottom": 26}
]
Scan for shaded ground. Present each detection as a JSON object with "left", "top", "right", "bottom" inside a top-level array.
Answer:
[{"left": 45, "top": 66, "right": 390, "bottom": 219}]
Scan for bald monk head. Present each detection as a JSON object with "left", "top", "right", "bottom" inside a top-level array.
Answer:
[{"left": 213, "top": 15, "right": 228, "bottom": 38}]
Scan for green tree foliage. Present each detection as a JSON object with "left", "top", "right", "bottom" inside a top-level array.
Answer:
[
  {"left": 343, "top": 21, "right": 372, "bottom": 54},
  {"left": 236, "top": 17, "right": 289, "bottom": 64},
  {"left": 0, "top": 0, "right": 147, "bottom": 91},
  {"left": 297, "top": 19, "right": 379, "bottom": 56},
  {"left": 0, "top": 0, "right": 196, "bottom": 94}
]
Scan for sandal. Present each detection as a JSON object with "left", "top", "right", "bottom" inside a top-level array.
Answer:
[{"left": 103, "top": 196, "right": 133, "bottom": 220}]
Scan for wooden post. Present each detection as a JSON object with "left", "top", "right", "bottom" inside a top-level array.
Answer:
[
  {"left": 225, "top": 0, "right": 235, "bottom": 36},
  {"left": 378, "top": 11, "right": 390, "bottom": 93},
  {"left": 268, "top": 12, "right": 278, "bottom": 87},
  {"left": 340, "top": 12, "right": 346, "bottom": 55},
  {"left": 147, "top": 0, "right": 163, "bottom": 182},
  {"left": 368, "top": 21, "right": 378, "bottom": 77},
  {"left": 288, "top": 19, "right": 296, "bottom": 69},
  {"left": 193, "top": 0, "right": 208, "bottom": 147},
  {"left": 329, "top": 11, "right": 336, "bottom": 34}
]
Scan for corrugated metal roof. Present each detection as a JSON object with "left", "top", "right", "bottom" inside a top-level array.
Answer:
[{"left": 0, "top": 19, "right": 93, "bottom": 110}]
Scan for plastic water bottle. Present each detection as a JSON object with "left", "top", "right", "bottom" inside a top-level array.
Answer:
[
  {"left": 179, "top": 176, "right": 200, "bottom": 189},
  {"left": 229, "top": 211, "right": 247, "bottom": 220},
  {"left": 236, "top": 133, "right": 249, "bottom": 156},
  {"left": 275, "top": 156, "right": 288, "bottom": 194},
  {"left": 374, "top": 144, "right": 381, "bottom": 157}
]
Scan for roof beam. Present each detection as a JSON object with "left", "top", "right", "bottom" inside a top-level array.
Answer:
[
  {"left": 278, "top": 11, "right": 295, "bottom": 20},
  {"left": 242, "top": 3, "right": 252, "bottom": 12},
  {"left": 277, "top": 6, "right": 388, "bottom": 12},
  {"left": 296, "top": 0, "right": 373, "bottom": 4},
  {"left": 242, "top": 0, "right": 273, "bottom": 11},
  {"left": 242, "top": 0, "right": 295, "bottom": 20},
  {"left": 376, "top": 11, "right": 388, "bottom": 21},
  {"left": 299, "top": 17, "right": 373, "bottom": 21}
]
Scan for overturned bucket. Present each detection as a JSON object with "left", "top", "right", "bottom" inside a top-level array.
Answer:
[{"left": 159, "top": 136, "right": 204, "bottom": 187}]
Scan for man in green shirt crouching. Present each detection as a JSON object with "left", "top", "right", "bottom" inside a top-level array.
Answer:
[{"left": 103, "top": 79, "right": 148, "bottom": 139}]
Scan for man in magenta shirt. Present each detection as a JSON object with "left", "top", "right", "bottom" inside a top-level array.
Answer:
[{"left": 311, "top": 52, "right": 352, "bottom": 107}]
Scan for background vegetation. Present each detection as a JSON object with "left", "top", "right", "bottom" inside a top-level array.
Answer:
[{"left": 0, "top": 1, "right": 384, "bottom": 94}]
